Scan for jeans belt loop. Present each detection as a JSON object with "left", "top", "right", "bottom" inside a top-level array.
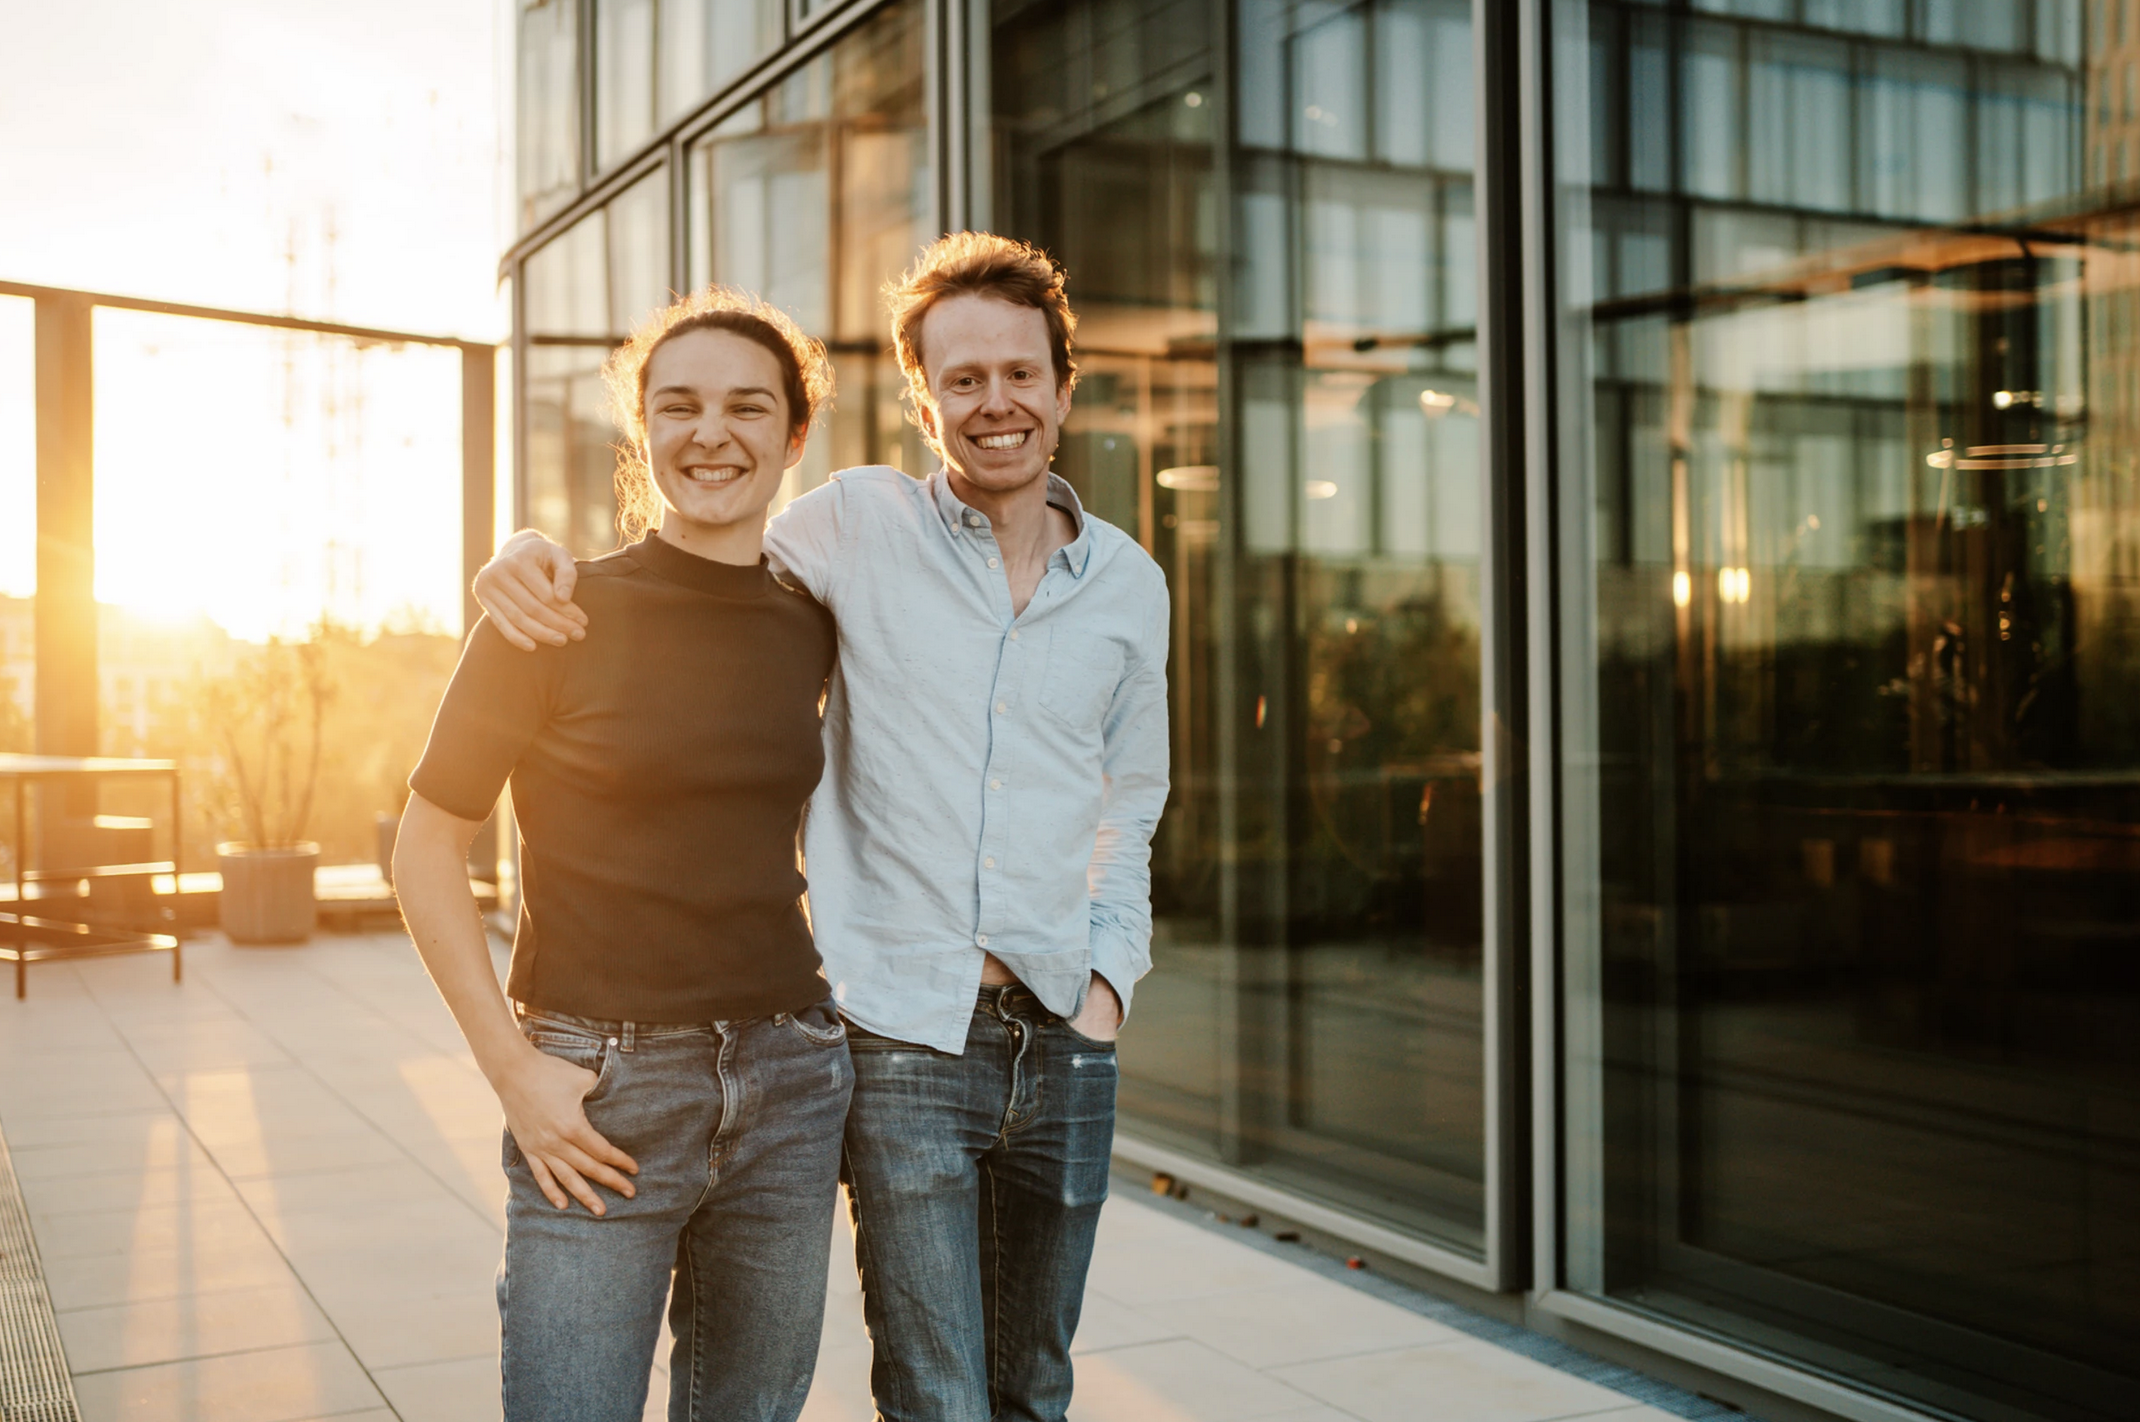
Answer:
[{"left": 620, "top": 1020, "right": 636, "bottom": 1053}]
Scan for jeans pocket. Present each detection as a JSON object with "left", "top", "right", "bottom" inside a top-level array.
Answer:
[
  {"left": 521, "top": 1019, "right": 617, "bottom": 1102},
  {"left": 1055, "top": 1017, "right": 1120, "bottom": 1052},
  {"left": 781, "top": 998, "right": 848, "bottom": 1047}
]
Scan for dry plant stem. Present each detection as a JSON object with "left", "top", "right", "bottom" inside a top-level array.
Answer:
[{"left": 213, "top": 636, "right": 333, "bottom": 850}]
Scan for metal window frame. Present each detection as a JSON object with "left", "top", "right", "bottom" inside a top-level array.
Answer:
[{"left": 505, "top": 0, "right": 912, "bottom": 278}]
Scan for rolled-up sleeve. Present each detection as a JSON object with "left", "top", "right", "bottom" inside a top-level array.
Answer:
[{"left": 1085, "top": 575, "right": 1171, "bottom": 1022}]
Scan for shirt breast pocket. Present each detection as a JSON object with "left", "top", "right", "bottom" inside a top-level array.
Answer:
[{"left": 1037, "top": 628, "right": 1123, "bottom": 736}]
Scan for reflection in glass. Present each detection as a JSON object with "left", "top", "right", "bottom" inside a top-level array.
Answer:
[
  {"left": 658, "top": 0, "right": 783, "bottom": 127},
  {"left": 994, "top": 0, "right": 1485, "bottom": 1248},
  {"left": 1234, "top": 0, "right": 1483, "bottom": 1247},
  {"left": 688, "top": 0, "right": 929, "bottom": 504},
  {"left": 524, "top": 171, "right": 670, "bottom": 558},
  {"left": 993, "top": 0, "right": 1223, "bottom": 1147},
  {"left": 1559, "top": 7, "right": 2137, "bottom": 1420},
  {"left": 518, "top": 0, "right": 582, "bottom": 228},
  {"left": 595, "top": 0, "right": 657, "bottom": 170}
]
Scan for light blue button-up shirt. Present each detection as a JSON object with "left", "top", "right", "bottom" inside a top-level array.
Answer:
[{"left": 762, "top": 466, "right": 1170, "bottom": 1053}]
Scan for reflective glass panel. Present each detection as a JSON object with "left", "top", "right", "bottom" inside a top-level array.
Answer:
[
  {"left": 993, "top": 0, "right": 1485, "bottom": 1249},
  {"left": 524, "top": 169, "right": 670, "bottom": 558},
  {"left": 688, "top": 0, "right": 929, "bottom": 506},
  {"left": 992, "top": 0, "right": 1224, "bottom": 1150},
  {"left": 659, "top": 0, "right": 784, "bottom": 125},
  {"left": 1556, "top": 4, "right": 2137, "bottom": 1418},
  {"left": 1232, "top": 0, "right": 1482, "bottom": 1244},
  {"left": 518, "top": 0, "right": 583, "bottom": 228},
  {"left": 595, "top": 0, "right": 658, "bottom": 170}
]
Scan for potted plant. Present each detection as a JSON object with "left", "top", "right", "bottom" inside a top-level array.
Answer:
[{"left": 206, "top": 636, "right": 331, "bottom": 944}]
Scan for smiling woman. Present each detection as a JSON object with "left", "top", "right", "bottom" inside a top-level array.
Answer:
[{"left": 601, "top": 286, "right": 834, "bottom": 559}]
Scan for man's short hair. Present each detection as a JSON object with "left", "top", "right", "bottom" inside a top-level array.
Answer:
[{"left": 885, "top": 232, "right": 1079, "bottom": 414}]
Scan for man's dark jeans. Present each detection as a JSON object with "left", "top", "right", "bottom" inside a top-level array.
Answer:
[
  {"left": 498, "top": 999, "right": 853, "bottom": 1422},
  {"left": 841, "top": 984, "right": 1118, "bottom": 1422}
]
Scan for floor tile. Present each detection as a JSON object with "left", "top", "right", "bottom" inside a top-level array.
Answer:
[
  {"left": 28, "top": 1199, "right": 265, "bottom": 1262},
  {"left": 1067, "top": 1338, "right": 1323, "bottom": 1421},
  {"left": 1085, "top": 1229, "right": 1318, "bottom": 1305},
  {"left": 9, "top": 1126, "right": 212, "bottom": 1181},
  {"left": 42, "top": 1232, "right": 298, "bottom": 1311},
  {"left": 69, "top": 1339, "right": 383, "bottom": 1422},
  {"left": 371, "top": 1354, "right": 503, "bottom": 1422},
  {"left": 330, "top": 1287, "right": 501, "bottom": 1370},
  {"left": 231, "top": 1159, "right": 468, "bottom": 1214},
  {"left": 1269, "top": 1338, "right": 1636, "bottom": 1422},
  {"left": 1070, "top": 1291, "right": 1185, "bottom": 1354},
  {"left": 14, "top": 1162, "right": 240, "bottom": 1217},
  {"left": 1163, "top": 1278, "right": 1461, "bottom": 1368},
  {"left": 0, "top": 1107, "right": 179, "bottom": 1149},
  {"left": 56, "top": 1281, "right": 338, "bottom": 1373}
]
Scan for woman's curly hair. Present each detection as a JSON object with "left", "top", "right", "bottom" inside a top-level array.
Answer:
[{"left": 601, "top": 286, "right": 836, "bottom": 543}]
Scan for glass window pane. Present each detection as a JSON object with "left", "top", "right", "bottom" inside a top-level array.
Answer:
[
  {"left": 1556, "top": 7, "right": 2136, "bottom": 1419},
  {"left": 595, "top": 0, "right": 658, "bottom": 170},
  {"left": 518, "top": 0, "right": 582, "bottom": 229},
  {"left": 524, "top": 169, "right": 668, "bottom": 559},
  {"left": 658, "top": 0, "right": 783, "bottom": 125},
  {"left": 998, "top": 0, "right": 1485, "bottom": 1250},
  {"left": 687, "top": 0, "right": 929, "bottom": 505},
  {"left": 1, "top": 296, "right": 35, "bottom": 753}
]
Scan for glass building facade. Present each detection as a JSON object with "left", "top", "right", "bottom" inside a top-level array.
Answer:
[{"left": 506, "top": 4, "right": 2137, "bottom": 1419}]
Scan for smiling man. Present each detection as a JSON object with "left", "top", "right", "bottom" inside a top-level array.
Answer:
[{"left": 474, "top": 233, "right": 1170, "bottom": 1422}]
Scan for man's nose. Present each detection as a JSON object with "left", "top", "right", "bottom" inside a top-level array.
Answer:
[{"left": 978, "top": 377, "right": 1016, "bottom": 415}]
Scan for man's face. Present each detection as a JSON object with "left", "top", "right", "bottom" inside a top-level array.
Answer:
[
  {"left": 643, "top": 327, "right": 805, "bottom": 537},
  {"left": 915, "top": 294, "right": 1073, "bottom": 496}
]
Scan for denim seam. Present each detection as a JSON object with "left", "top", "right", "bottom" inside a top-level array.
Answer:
[
  {"left": 680, "top": 1228, "right": 704, "bottom": 1422},
  {"left": 984, "top": 1156, "right": 1006, "bottom": 1411},
  {"left": 842, "top": 1145, "right": 911, "bottom": 1422}
]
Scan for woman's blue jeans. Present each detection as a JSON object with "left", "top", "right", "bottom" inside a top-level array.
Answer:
[
  {"left": 497, "top": 999, "right": 853, "bottom": 1422},
  {"left": 841, "top": 984, "right": 1119, "bottom": 1422}
]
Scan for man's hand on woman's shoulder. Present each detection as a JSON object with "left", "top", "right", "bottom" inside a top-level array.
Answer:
[{"left": 474, "top": 529, "right": 588, "bottom": 651}]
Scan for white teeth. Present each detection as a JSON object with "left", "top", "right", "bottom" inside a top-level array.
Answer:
[
  {"left": 975, "top": 432, "right": 1028, "bottom": 450},
  {"left": 685, "top": 467, "right": 743, "bottom": 483}
]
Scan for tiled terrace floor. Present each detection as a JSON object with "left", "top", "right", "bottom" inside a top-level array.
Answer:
[{"left": 1, "top": 929, "right": 1679, "bottom": 1422}]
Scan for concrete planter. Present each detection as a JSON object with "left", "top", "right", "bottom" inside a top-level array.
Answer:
[{"left": 217, "top": 843, "right": 319, "bottom": 944}]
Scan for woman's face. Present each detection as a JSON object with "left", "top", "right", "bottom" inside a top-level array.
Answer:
[{"left": 642, "top": 327, "right": 805, "bottom": 538}]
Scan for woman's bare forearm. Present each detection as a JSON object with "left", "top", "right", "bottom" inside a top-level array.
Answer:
[{"left": 393, "top": 794, "right": 532, "bottom": 1085}]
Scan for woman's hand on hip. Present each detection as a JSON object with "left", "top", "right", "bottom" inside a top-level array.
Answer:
[
  {"left": 473, "top": 529, "right": 588, "bottom": 650},
  {"left": 495, "top": 1045, "right": 638, "bottom": 1214}
]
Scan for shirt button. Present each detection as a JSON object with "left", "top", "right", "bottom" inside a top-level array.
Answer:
[
  {"left": 989, "top": 778, "right": 1002, "bottom": 790},
  {"left": 987, "top": 557, "right": 1000, "bottom": 569},
  {"left": 995, "top": 701, "right": 1008, "bottom": 714},
  {"left": 968, "top": 514, "right": 983, "bottom": 527},
  {"left": 975, "top": 932, "right": 989, "bottom": 947},
  {"left": 984, "top": 856, "right": 996, "bottom": 869},
  {"left": 1008, "top": 629, "right": 1020, "bottom": 641}
]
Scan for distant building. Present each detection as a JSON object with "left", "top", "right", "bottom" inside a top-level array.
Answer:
[
  {"left": 0, "top": 596, "right": 236, "bottom": 753},
  {"left": 503, "top": 8, "right": 2139, "bottom": 1422}
]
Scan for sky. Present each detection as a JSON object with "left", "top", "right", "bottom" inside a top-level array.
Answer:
[{"left": 0, "top": 0, "right": 512, "bottom": 639}]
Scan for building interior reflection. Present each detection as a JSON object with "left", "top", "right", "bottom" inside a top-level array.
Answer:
[{"left": 1574, "top": 5, "right": 2138, "bottom": 1417}]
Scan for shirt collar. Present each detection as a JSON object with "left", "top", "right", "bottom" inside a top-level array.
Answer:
[{"left": 929, "top": 469, "right": 1095, "bottom": 580}]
